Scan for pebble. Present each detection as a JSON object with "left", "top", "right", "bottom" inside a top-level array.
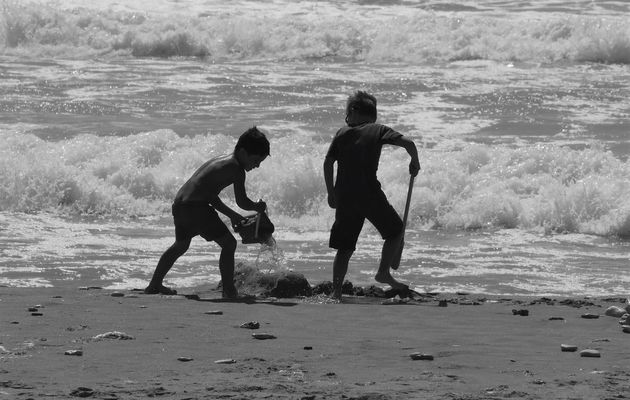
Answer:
[
  {"left": 177, "top": 357, "right": 193, "bottom": 362},
  {"left": 70, "top": 387, "right": 94, "bottom": 397},
  {"left": 214, "top": 359, "right": 236, "bottom": 364},
  {"left": 512, "top": 309, "right": 529, "bottom": 316},
  {"left": 560, "top": 344, "right": 578, "bottom": 352},
  {"left": 581, "top": 313, "right": 599, "bottom": 319},
  {"left": 240, "top": 321, "right": 260, "bottom": 329},
  {"left": 622, "top": 325, "right": 630, "bottom": 334},
  {"left": 580, "top": 349, "right": 601, "bottom": 358},
  {"left": 304, "top": 346, "right": 313, "bottom": 350},
  {"left": 549, "top": 316, "right": 564, "bottom": 321},
  {"left": 605, "top": 306, "right": 626, "bottom": 318},
  {"left": 252, "top": 333, "right": 276, "bottom": 340},
  {"left": 64, "top": 350, "right": 83, "bottom": 356},
  {"left": 205, "top": 310, "right": 223, "bottom": 315},
  {"left": 409, "top": 352, "right": 434, "bottom": 361},
  {"left": 92, "top": 331, "right": 134, "bottom": 340},
  {"left": 31, "top": 312, "right": 43, "bottom": 316},
  {"left": 111, "top": 292, "right": 125, "bottom": 297},
  {"left": 28, "top": 307, "right": 38, "bottom": 312}
]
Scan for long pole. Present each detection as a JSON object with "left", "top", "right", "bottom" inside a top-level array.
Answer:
[{"left": 391, "top": 175, "right": 414, "bottom": 270}]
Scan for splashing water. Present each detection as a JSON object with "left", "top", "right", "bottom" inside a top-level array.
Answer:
[{"left": 255, "top": 236, "right": 287, "bottom": 274}]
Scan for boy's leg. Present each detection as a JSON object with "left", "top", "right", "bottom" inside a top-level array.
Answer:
[
  {"left": 214, "top": 233, "right": 238, "bottom": 299},
  {"left": 374, "top": 231, "right": 408, "bottom": 291},
  {"left": 145, "top": 239, "right": 191, "bottom": 294},
  {"left": 332, "top": 249, "right": 353, "bottom": 299},
  {"left": 365, "top": 191, "right": 409, "bottom": 291}
]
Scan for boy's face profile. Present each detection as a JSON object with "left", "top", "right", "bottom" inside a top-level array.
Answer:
[{"left": 237, "top": 148, "right": 267, "bottom": 171}]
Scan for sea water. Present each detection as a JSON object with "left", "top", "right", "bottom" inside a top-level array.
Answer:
[{"left": 1, "top": 0, "right": 629, "bottom": 296}]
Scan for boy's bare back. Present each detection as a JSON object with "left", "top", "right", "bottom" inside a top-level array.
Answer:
[{"left": 174, "top": 154, "right": 244, "bottom": 204}]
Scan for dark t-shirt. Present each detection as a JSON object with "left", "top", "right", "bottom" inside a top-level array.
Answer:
[{"left": 325, "top": 122, "right": 402, "bottom": 200}]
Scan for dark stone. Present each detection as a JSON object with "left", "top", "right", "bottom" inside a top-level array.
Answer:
[
  {"left": 269, "top": 272, "right": 312, "bottom": 298},
  {"left": 312, "top": 281, "right": 334, "bottom": 295},
  {"left": 222, "top": 263, "right": 312, "bottom": 298}
]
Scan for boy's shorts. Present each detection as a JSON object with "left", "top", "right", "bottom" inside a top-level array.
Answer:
[
  {"left": 329, "top": 190, "right": 403, "bottom": 251},
  {"left": 172, "top": 202, "right": 230, "bottom": 242}
]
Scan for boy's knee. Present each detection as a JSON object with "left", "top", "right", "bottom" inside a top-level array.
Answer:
[
  {"left": 172, "top": 240, "right": 190, "bottom": 253},
  {"left": 217, "top": 234, "right": 237, "bottom": 251}
]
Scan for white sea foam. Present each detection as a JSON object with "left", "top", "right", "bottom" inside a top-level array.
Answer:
[
  {"left": 2, "top": 0, "right": 629, "bottom": 64},
  {"left": 2, "top": 127, "right": 629, "bottom": 237}
]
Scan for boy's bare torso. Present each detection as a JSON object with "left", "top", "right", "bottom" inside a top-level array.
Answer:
[{"left": 174, "top": 155, "right": 244, "bottom": 204}]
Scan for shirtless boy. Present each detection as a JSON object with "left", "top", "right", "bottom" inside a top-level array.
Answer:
[
  {"left": 145, "top": 127, "right": 269, "bottom": 298},
  {"left": 324, "top": 91, "right": 420, "bottom": 299}
]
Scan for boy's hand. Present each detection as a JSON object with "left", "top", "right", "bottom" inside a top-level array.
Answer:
[
  {"left": 409, "top": 159, "right": 421, "bottom": 177},
  {"left": 254, "top": 200, "right": 267, "bottom": 213},
  {"left": 327, "top": 192, "right": 337, "bottom": 209},
  {"left": 230, "top": 214, "right": 245, "bottom": 227}
]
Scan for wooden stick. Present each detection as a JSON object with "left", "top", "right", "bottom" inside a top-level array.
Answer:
[{"left": 391, "top": 175, "right": 415, "bottom": 270}]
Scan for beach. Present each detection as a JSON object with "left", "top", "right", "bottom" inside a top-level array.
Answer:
[
  {"left": 2, "top": 286, "right": 630, "bottom": 399},
  {"left": 1, "top": 0, "right": 630, "bottom": 397}
]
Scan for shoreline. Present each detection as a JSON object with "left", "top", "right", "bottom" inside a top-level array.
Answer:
[{"left": 2, "top": 286, "right": 630, "bottom": 399}]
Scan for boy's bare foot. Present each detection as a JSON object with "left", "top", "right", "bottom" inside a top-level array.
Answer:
[
  {"left": 144, "top": 284, "right": 177, "bottom": 295},
  {"left": 222, "top": 287, "right": 239, "bottom": 299},
  {"left": 375, "top": 272, "right": 409, "bottom": 291}
]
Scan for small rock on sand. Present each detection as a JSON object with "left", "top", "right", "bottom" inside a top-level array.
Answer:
[
  {"left": 214, "top": 359, "right": 236, "bottom": 364},
  {"left": 64, "top": 350, "right": 83, "bottom": 356},
  {"left": 621, "top": 325, "right": 630, "bottom": 334},
  {"left": 252, "top": 333, "right": 276, "bottom": 340},
  {"left": 581, "top": 313, "right": 599, "bottom": 319},
  {"left": 205, "top": 310, "right": 223, "bottom": 315},
  {"left": 604, "top": 306, "right": 625, "bottom": 317},
  {"left": 27, "top": 307, "right": 38, "bottom": 312},
  {"left": 92, "top": 331, "right": 134, "bottom": 340},
  {"left": 549, "top": 316, "right": 564, "bottom": 321},
  {"left": 410, "top": 352, "right": 434, "bottom": 360},
  {"left": 240, "top": 321, "right": 260, "bottom": 329},
  {"left": 560, "top": 344, "right": 578, "bottom": 352},
  {"left": 512, "top": 309, "right": 529, "bottom": 316},
  {"left": 111, "top": 292, "right": 125, "bottom": 297},
  {"left": 31, "top": 312, "right": 43, "bottom": 316},
  {"left": 177, "top": 357, "right": 193, "bottom": 362},
  {"left": 580, "top": 349, "right": 601, "bottom": 358},
  {"left": 70, "top": 387, "right": 94, "bottom": 397}
]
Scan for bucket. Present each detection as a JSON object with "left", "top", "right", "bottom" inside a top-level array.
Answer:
[{"left": 233, "top": 212, "right": 275, "bottom": 244}]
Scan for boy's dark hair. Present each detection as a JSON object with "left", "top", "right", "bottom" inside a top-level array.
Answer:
[
  {"left": 235, "top": 126, "right": 270, "bottom": 156},
  {"left": 346, "top": 91, "right": 377, "bottom": 120}
]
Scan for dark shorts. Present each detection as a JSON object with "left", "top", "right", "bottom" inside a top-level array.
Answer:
[
  {"left": 329, "top": 190, "right": 403, "bottom": 251},
  {"left": 172, "top": 202, "right": 230, "bottom": 242}
]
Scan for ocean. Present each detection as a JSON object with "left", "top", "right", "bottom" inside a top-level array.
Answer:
[{"left": 1, "top": 0, "right": 629, "bottom": 296}]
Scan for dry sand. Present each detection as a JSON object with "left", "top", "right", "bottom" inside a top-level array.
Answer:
[{"left": 1, "top": 287, "right": 630, "bottom": 399}]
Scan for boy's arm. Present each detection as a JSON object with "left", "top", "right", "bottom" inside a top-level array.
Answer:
[
  {"left": 323, "top": 156, "right": 336, "bottom": 208},
  {"left": 392, "top": 136, "right": 421, "bottom": 177},
  {"left": 233, "top": 176, "right": 266, "bottom": 214},
  {"left": 209, "top": 195, "right": 244, "bottom": 225}
]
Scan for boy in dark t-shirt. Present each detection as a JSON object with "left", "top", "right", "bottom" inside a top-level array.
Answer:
[{"left": 324, "top": 91, "right": 420, "bottom": 299}]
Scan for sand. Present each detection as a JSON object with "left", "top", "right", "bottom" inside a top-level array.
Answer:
[{"left": 1, "top": 287, "right": 630, "bottom": 400}]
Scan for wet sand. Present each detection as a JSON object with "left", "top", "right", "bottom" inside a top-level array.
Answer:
[{"left": 1, "top": 287, "right": 629, "bottom": 399}]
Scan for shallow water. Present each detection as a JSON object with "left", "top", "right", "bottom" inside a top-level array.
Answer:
[{"left": 1, "top": 0, "right": 629, "bottom": 296}]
